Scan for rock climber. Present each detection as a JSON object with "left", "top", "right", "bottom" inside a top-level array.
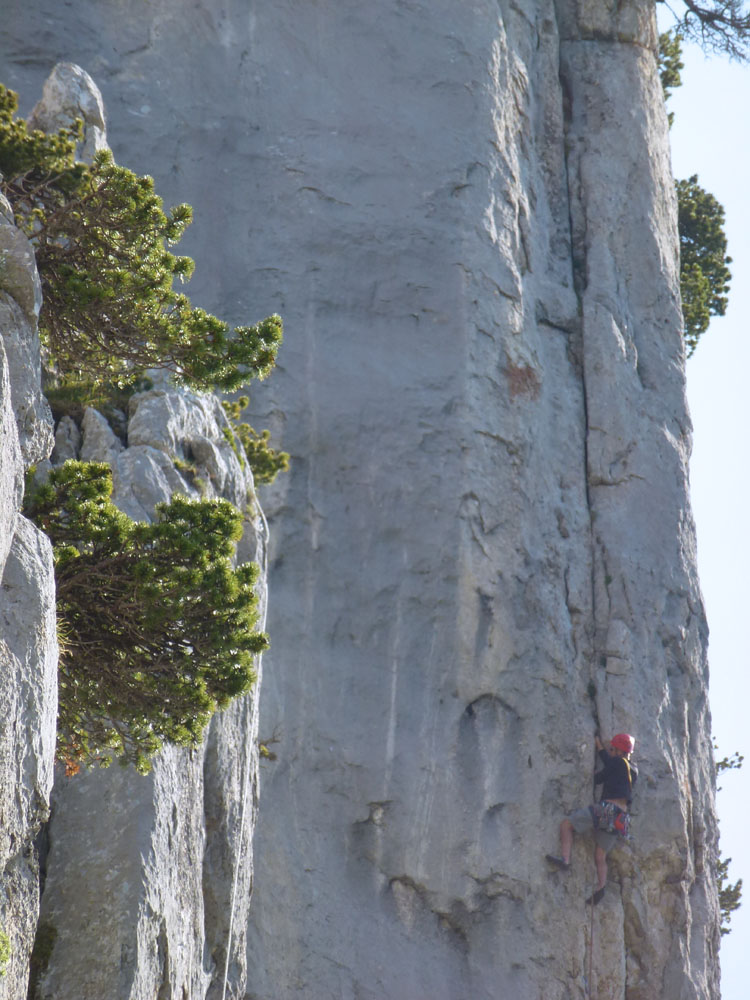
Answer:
[{"left": 546, "top": 732, "right": 637, "bottom": 904}]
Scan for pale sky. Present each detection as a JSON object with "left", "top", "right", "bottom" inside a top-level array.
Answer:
[{"left": 660, "top": 16, "right": 750, "bottom": 998}]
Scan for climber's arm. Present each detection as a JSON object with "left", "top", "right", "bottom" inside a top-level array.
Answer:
[{"left": 593, "top": 735, "right": 613, "bottom": 784}]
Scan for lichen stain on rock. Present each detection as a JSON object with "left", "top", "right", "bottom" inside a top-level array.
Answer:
[{"left": 503, "top": 361, "right": 541, "bottom": 400}]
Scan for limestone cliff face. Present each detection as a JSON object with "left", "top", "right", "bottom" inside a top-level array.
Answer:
[
  {"left": 0, "top": 198, "right": 57, "bottom": 997},
  {"left": 1, "top": 1, "right": 720, "bottom": 999},
  {"left": 1, "top": 69, "right": 269, "bottom": 998},
  {"left": 35, "top": 376, "right": 268, "bottom": 1000}
]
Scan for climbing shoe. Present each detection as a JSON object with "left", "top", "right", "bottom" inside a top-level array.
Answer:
[
  {"left": 545, "top": 855, "right": 570, "bottom": 871},
  {"left": 586, "top": 887, "right": 605, "bottom": 905}
]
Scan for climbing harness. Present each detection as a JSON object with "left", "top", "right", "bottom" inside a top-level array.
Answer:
[{"left": 590, "top": 800, "right": 630, "bottom": 839}]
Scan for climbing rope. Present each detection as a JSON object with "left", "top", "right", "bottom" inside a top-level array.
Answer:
[
  {"left": 587, "top": 891, "right": 595, "bottom": 999},
  {"left": 220, "top": 504, "right": 270, "bottom": 1000},
  {"left": 587, "top": 694, "right": 600, "bottom": 1000}
]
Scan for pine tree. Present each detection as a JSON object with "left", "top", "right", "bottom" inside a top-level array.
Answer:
[
  {"left": 25, "top": 461, "right": 268, "bottom": 774},
  {"left": 676, "top": 176, "right": 732, "bottom": 355},
  {"left": 669, "top": 1, "right": 750, "bottom": 59},
  {"left": 658, "top": 30, "right": 684, "bottom": 125},
  {"left": 714, "top": 744, "right": 744, "bottom": 934},
  {"left": 656, "top": 37, "right": 733, "bottom": 355},
  {"left": 0, "top": 85, "right": 281, "bottom": 391},
  {"left": 222, "top": 396, "right": 290, "bottom": 485},
  {"left": 717, "top": 857, "right": 743, "bottom": 934}
]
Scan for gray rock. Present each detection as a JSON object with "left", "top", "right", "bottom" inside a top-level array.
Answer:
[
  {"left": 37, "top": 752, "right": 212, "bottom": 1000},
  {"left": 0, "top": 3, "right": 720, "bottom": 999},
  {"left": 0, "top": 76, "right": 265, "bottom": 986},
  {"left": 0, "top": 220, "right": 40, "bottom": 322},
  {"left": 28, "top": 62, "right": 108, "bottom": 163},
  {"left": 37, "top": 693, "right": 264, "bottom": 1000},
  {"left": 0, "top": 516, "right": 58, "bottom": 1000},
  {"left": 79, "top": 405, "right": 123, "bottom": 464},
  {"left": 50, "top": 415, "right": 80, "bottom": 464},
  {"left": 0, "top": 213, "right": 57, "bottom": 1000},
  {"left": 0, "top": 214, "right": 53, "bottom": 466},
  {"left": 0, "top": 194, "right": 13, "bottom": 225},
  {"left": 557, "top": 22, "right": 718, "bottom": 998},
  {"left": 35, "top": 377, "right": 266, "bottom": 1000},
  {"left": 110, "top": 444, "right": 200, "bottom": 521},
  {"left": 0, "top": 338, "right": 22, "bottom": 572},
  {"left": 128, "top": 386, "right": 250, "bottom": 508},
  {"left": 127, "top": 386, "right": 222, "bottom": 457}
]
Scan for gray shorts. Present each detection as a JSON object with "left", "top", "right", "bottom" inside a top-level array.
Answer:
[{"left": 569, "top": 807, "right": 618, "bottom": 853}]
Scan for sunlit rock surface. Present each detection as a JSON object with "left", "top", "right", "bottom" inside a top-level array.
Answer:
[
  {"left": 0, "top": 64, "right": 267, "bottom": 998},
  {"left": 0, "top": 210, "right": 57, "bottom": 998},
  {"left": 0, "top": 1, "right": 720, "bottom": 998},
  {"left": 0, "top": 197, "right": 52, "bottom": 466},
  {"left": 28, "top": 62, "right": 107, "bottom": 163},
  {"left": 34, "top": 378, "right": 267, "bottom": 1000}
]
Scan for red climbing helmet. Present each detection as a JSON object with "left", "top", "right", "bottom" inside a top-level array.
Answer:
[{"left": 611, "top": 733, "right": 635, "bottom": 754}]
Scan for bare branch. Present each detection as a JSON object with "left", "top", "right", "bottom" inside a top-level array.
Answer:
[{"left": 667, "top": 0, "right": 750, "bottom": 59}]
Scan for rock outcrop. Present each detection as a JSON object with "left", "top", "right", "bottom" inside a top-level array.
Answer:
[
  {"left": 28, "top": 62, "right": 108, "bottom": 164},
  {"left": 33, "top": 379, "right": 267, "bottom": 1000},
  {"left": 1, "top": 67, "right": 269, "bottom": 998},
  {"left": 0, "top": 201, "right": 57, "bottom": 997},
  {"left": 1, "top": 2, "right": 720, "bottom": 999}
]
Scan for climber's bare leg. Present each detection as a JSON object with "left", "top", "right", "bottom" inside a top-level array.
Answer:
[{"left": 559, "top": 818, "right": 573, "bottom": 865}]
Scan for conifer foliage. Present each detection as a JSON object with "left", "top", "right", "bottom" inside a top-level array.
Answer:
[
  {"left": 25, "top": 462, "right": 268, "bottom": 774},
  {"left": 222, "top": 396, "right": 290, "bottom": 485},
  {"left": 658, "top": 29, "right": 684, "bottom": 126},
  {"left": 0, "top": 85, "right": 281, "bottom": 390},
  {"left": 715, "top": 746, "right": 744, "bottom": 933},
  {"left": 718, "top": 856, "right": 744, "bottom": 935},
  {"left": 657, "top": 34, "right": 732, "bottom": 355},
  {"left": 677, "top": 176, "right": 732, "bottom": 355}
]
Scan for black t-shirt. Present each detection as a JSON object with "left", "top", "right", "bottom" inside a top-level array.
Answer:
[{"left": 595, "top": 748, "right": 637, "bottom": 805}]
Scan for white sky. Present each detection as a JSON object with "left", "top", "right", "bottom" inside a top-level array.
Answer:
[{"left": 659, "top": 14, "right": 750, "bottom": 998}]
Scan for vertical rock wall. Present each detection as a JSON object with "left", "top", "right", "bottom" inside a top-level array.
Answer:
[
  {"left": 0, "top": 68, "right": 270, "bottom": 998},
  {"left": 1, "top": 1, "right": 720, "bottom": 998},
  {"left": 33, "top": 376, "right": 269, "bottom": 1000},
  {"left": 34, "top": 312, "right": 269, "bottom": 1000},
  {"left": 0, "top": 199, "right": 58, "bottom": 995}
]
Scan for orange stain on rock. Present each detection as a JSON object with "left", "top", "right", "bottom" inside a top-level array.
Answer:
[{"left": 504, "top": 362, "right": 540, "bottom": 400}]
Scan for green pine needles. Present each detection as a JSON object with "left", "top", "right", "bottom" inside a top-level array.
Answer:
[
  {"left": 0, "top": 930, "right": 9, "bottom": 977},
  {"left": 0, "top": 84, "right": 84, "bottom": 195},
  {"left": 718, "top": 856, "right": 744, "bottom": 935},
  {"left": 24, "top": 462, "right": 268, "bottom": 774},
  {"left": 657, "top": 35, "right": 733, "bottom": 356},
  {"left": 658, "top": 30, "right": 684, "bottom": 127},
  {"left": 0, "top": 84, "right": 281, "bottom": 390},
  {"left": 222, "top": 397, "right": 290, "bottom": 485},
  {"left": 2, "top": 81, "right": 286, "bottom": 775},
  {"left": 676, "top": 175, "right": 732, "bottom": 356}
]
